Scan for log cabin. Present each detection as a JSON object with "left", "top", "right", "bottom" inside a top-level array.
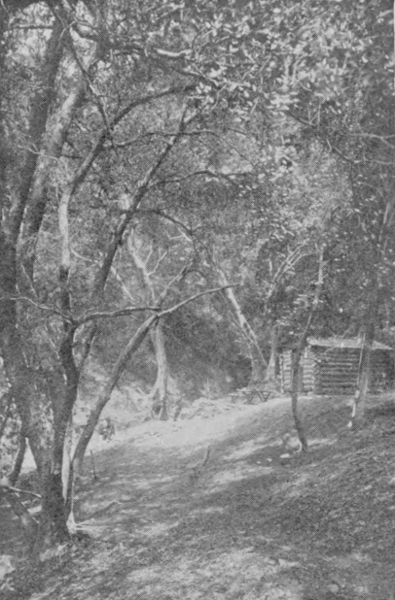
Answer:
[{"left": 281, "top": 337, "right": 394, "bottom": 395}]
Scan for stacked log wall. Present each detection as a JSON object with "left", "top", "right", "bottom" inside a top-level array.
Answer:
[
  {"left": 313, "top": 348, "right": 359, "bottom": 395},
  {"left": 312, "top": 347, "right": 392, "bottom": 394},
  {"left": 281, "top": 348, "right": 314, "bottom": 392},
  {"left": 281, "top": 350, "right": 292, "bottom": 392},
  {"left": 303, "top": 348, "right": 315, "bottom": 391},
  {"left": 281, "top": 346, "right": 393, "bottom": 395}
]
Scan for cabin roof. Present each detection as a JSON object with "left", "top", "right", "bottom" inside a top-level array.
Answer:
[{"left": 308, "top": 337, "right": 392, "bottom": 351}]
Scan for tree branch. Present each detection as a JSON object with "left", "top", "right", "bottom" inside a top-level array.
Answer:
[
  {"left": 77, "top": 305, "right": 157, "bottom": 326},
  {"left": 9, "top": 17, "right": 64, "bottom": 243},
  {"left": 0, "top": 480, "right": 41, "bottom": 499},
  {"left": 0, "top": 295, "right": 73, "bottom": 322},
  {"left": 158, "top": 285, "right": 235, "bottom": 318},
  {"left": 67, "top": 84, "right": 195, "bottom": 200}
]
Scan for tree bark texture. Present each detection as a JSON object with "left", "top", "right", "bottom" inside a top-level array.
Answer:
[
  {"left": 0, "top": 17, "right": 74, "bottom": 546},
  {"left": 150, "top": 321, "right": 169, "bottom": 420},
  {"left": 128, "top": 231, "right": 170, "bottom": 419},
  {"left": 349, "top": 293, "right": 377, "bottom": 428},
  {"left": 265, "top": 322, "right": 279, "bottom": 383},
  {"left": 217, "top": 270, "right": 267, "bottom": 384},
  {"left": 9, "top": 434, "right": 26, "bottom": 486},
  {"left": 290, "top": 245, "right": 325, "bottom": 452}
]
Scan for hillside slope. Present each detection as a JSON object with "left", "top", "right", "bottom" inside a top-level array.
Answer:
[{"left": 3, "top": 393, "right": 395, "bottom": 600}]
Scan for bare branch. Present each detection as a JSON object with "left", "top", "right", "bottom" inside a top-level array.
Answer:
[
  {"left": 77, "top": 285, "right": 235, "bottom": 327},
  {"left": 149, "top": 168, "right": 250, "bottom": 190},
  {"left": 158, "top": 285, "right": 235, "bottom": 318},
  {"left": 348, "top": 132, "right": 395, "bottom": 150},
  {"left": 138, "top": 209, "right": 194, "bottom": 239},
  {"left": 77, "top": 305, "right": 157, "bottom": 326},
  {"left": 66, "top": 84, "right": 195, "bottom": 201},
  {"left": 148, "top": 249, "right": 169, "bottom": 278},
  {"left": 77, "top": 108, "right": 198, "bottom": 372},
  {"left": 110, "top": 266, "right": 135, "bottom": 302},
  {"left": 156, "top": 263, "right": 190, "bottom": 305},
  {"left": 72, "top": 283, "right": 234, "bottom": 469},
  {"left": 89, "top": 107, "right": 197, "bottom": 296},
  {"left": 0, "top": 295, "right": 72, "bottom": 322},
  {"left": 0, "top": 481, "right": 41, "bottom": 499}
]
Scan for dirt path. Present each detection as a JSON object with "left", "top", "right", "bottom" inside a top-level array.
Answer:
[{"left": 4, "top": 395, "right": 395, "bottom": 600}]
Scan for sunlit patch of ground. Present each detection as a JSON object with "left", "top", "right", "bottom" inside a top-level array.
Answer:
[
  {"left": 124, "top": 548, "right": 305, "bottom": 600},
  {"left": 209, "top": 462, "right": 274, "bottom": 490}
]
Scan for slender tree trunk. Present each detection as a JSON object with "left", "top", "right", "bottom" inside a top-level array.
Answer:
[
  {"left": 349, "top": 295, "right": 377, "bottom": 429},
  {"left": 216, "top": 269, "right": 267, "bottom": 384},
  {"left": 291, "top": 352, "right": 309, "bottom": 452},
  {"left": 0, "top": 391, "right": 13, "bottom": 441},
  {"left": 0, "top": 7, "right": 9, "bottom": 202},
  {"left": 73, "top": 315, "right": 157, "bottom": 473},
  {"left": 290, "top": 246, "right": 325, "bottom": 451},
  {"left": 22, "top": 79, "right": 87, "bottom": 280},
  {"left": 265, "top": 322, "right": 279, "bottom": 383},
  {"left": 128, "top": 233, "right": 171, "bottom": 419},
  {"left": 150, "top": 321, "right": 169, "bottom": 420},
  {"left": 62, "top": 416, "right": 76, "bottom": 525},
  {"left": 9, "top": 434, "right": 26, "bottom": 486}
]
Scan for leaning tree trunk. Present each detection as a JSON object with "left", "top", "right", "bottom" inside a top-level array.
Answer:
[
  {"left": 216, "top": 269, "right": 267, "bottom": 384},
  {"left": 72, "top": 284, "right": 230, "bottom": 473},
  {"left": 72, "top": 315, "right": 157, "bottom": 474},
  {"left": 9, "top": 434, "right": 26, "bottom": 486}
]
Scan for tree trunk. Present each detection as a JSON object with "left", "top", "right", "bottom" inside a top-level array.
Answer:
[
  {"left": 0, "top": 235, "right": 69, "bottom": 548},
  {"left": 9, "top": 434, "right": 26, "bottom": 486},
  {"left": 0, "top": 391, "right": 13, "bottom": 442},
  {"left": 290, "top": 245, "right": 325, "bottom": 451},
  {"left": 349, "top": 298, "right": 377, "bottom": 429},
  {"left": 127, "top": 230, "right": 173, "bottom": 419},
  {"left": 22, "top": 79, "right": 86, "bottom": 280},
  {"left": 62, "top": 416, "right": 75, "bottom": 523},
  {"left": 291, "top": 351, "right": 308, "bottom": 451},
  {"left": 217, "top": 270, "right": 267, "bottom": 384},
  {"left": 73, "top": 315, "right": 157, "bottom": 473},
  {"left": 265, "top": 322, "right": 279, "bottom": 383},
  {"left": 150, "top": 321, "right": 169, "bottom": 420},
  {"left": 34, "top": 467, "right": 70, "bottom": 552}
]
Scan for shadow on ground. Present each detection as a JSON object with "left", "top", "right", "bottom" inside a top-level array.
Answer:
[{"left": 3, "top": 394, "right": 395, "bottom": 600}]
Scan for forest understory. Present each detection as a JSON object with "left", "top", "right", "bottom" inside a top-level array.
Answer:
[
  {"left": 1, "top": 2, "right": 395, "bottom": 598},
  {"left": 2, "top": 392, "right": 395, "bottom": 600}
]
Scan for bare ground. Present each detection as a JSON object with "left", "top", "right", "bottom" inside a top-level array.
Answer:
[{"left": 2, "top": 393, "right": 395, "bottom": 600}]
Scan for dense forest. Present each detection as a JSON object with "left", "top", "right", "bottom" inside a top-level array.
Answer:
[{"left": 0, "top": 0, "right": 395, "bottom": 590}]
